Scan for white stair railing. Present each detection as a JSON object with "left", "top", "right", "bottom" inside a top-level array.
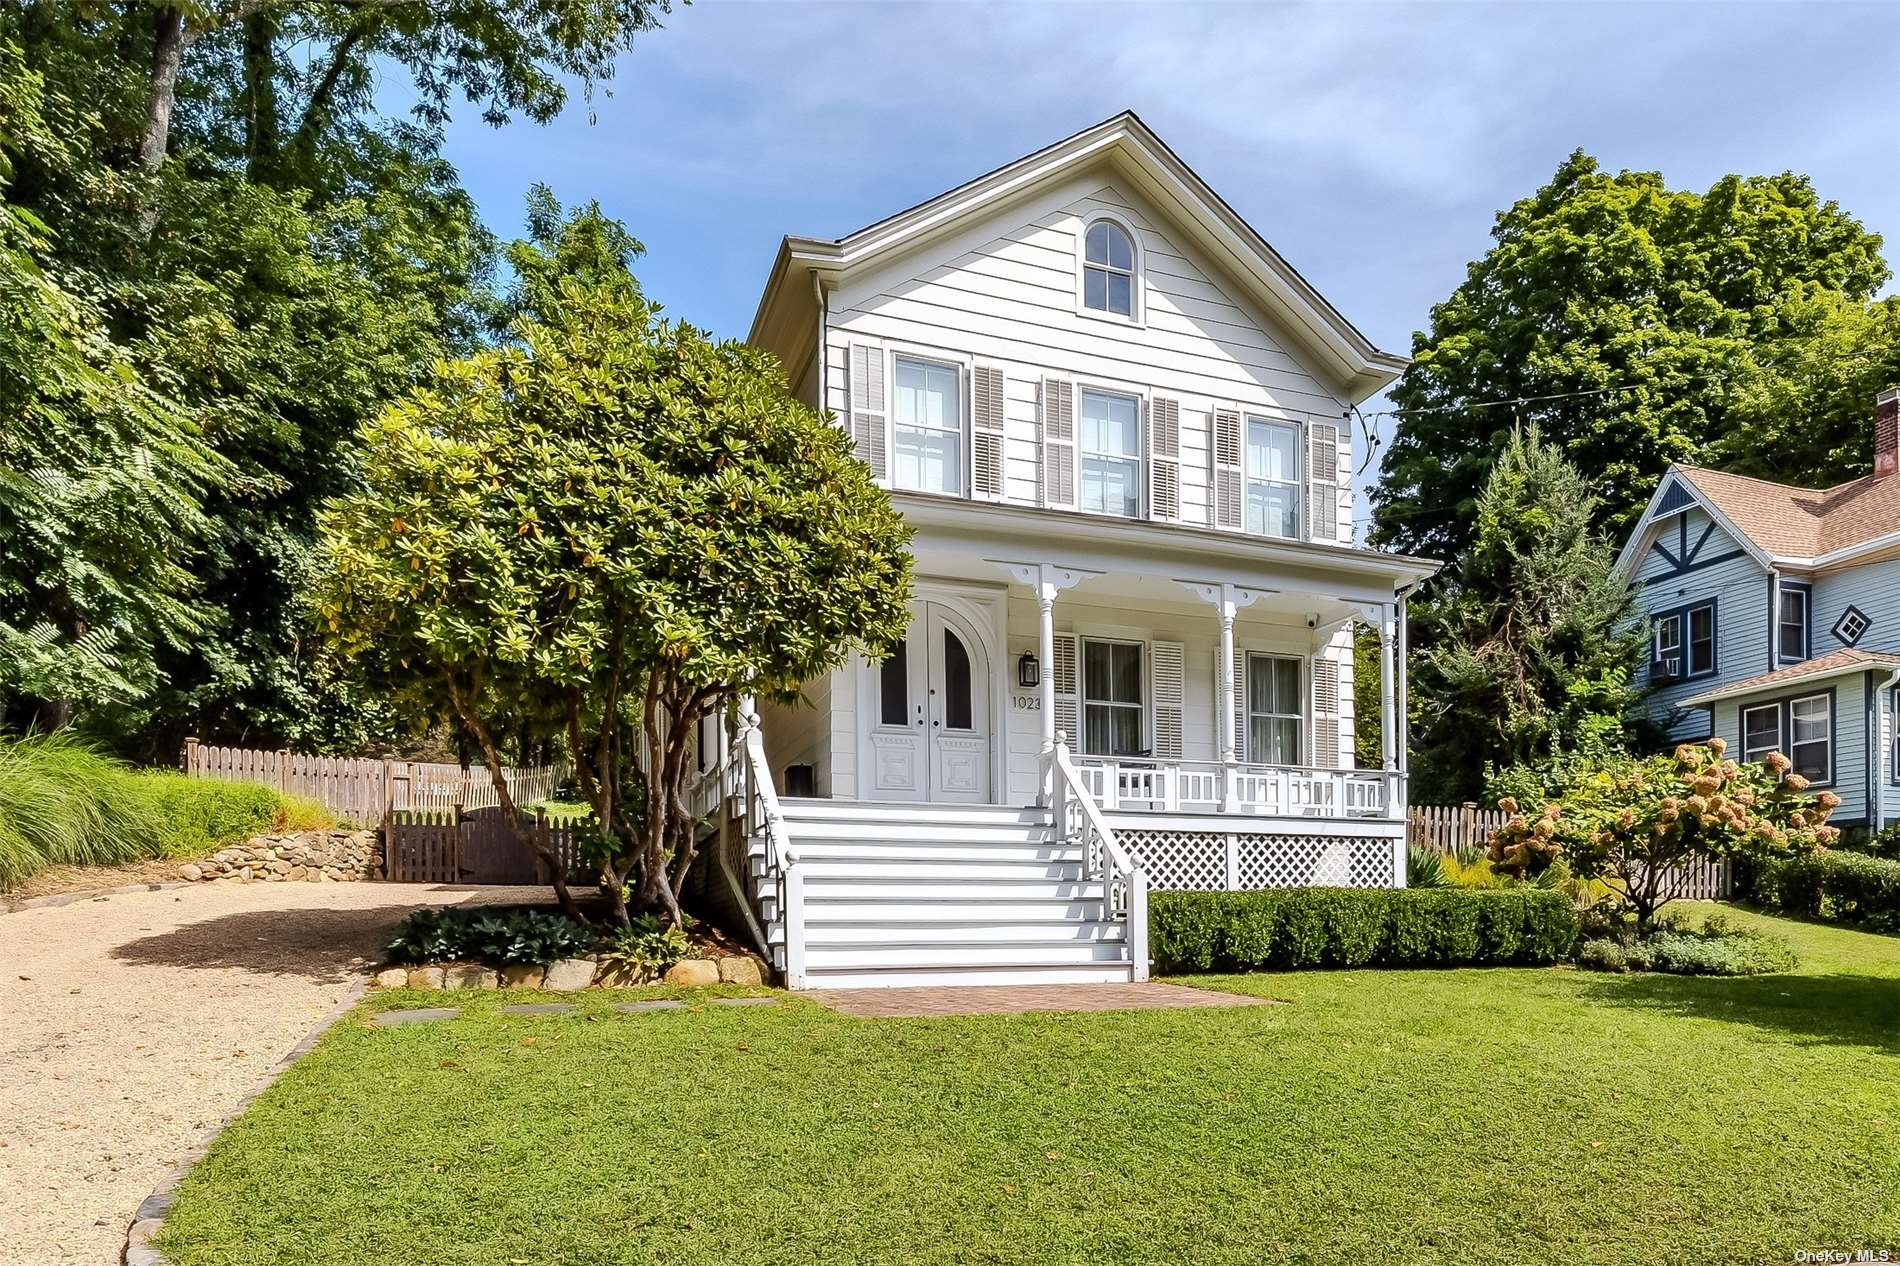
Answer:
[
  {"left": 1045, "top": 733, "right": 1149, "bottom": 982},
  {"left": 689, "top": 698, "right": 801, "bottom": 982}
]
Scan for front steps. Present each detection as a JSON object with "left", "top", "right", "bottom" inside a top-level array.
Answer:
[{"left": 760, "top": 800, "right": 1137, "bottom": 989}]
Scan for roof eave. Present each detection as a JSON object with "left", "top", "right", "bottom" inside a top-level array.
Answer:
[{"left": 1680, "top": 657, "right": 1900, "bottom": 708}]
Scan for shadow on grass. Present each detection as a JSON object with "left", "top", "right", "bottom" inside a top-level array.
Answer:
[
  {"left": 110, "top": 906, "right": 407, "bottom": 983},
  {"left": 1578, "top": 970, "right": 1900, "bottom": 1054}
]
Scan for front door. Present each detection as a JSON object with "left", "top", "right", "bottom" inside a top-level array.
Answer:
[{"left": 866, "top": 600, "right": 991, "bottom": 802}]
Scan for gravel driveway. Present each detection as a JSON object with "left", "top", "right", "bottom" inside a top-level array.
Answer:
[{"left": 0, "top": 881, "right": 555, "bottom": 1265}]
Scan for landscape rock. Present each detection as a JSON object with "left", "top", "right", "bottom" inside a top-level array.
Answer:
[
  {"left": 542, "top": 957, "right": 598, "bottom": 991},
  {"left": 372, "top": 967, "right": 408, "bottom": 988},
  {"left": 593, "top": 960, "right": 649, "bottom": 988},
  {"left": 178, "top": 864, "right": 202, "bottom": 882},
  {"left": 442, "top": 964, "right": 499, "bottom": 990},
  {"left": 716, "top": 955, "right": 765, "bottom": 986},
  {"left": 498, "top": 964, "right": 545, "bottom": 990},
  {"left": 406, "top": 966, "right": 446, "bottom": 990},
  {"left": 663, "top": 958, "right": 720, "bottom": 987}
]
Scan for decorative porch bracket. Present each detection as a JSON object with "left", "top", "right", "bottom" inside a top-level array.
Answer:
[
  {"left": 988, "top": 559, "right": 1101, "bottom": 803},
  {"left": 1176, "top": 580, "right": 1269, "bottom": 810}
]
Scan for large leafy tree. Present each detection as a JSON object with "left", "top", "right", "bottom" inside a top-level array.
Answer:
[
  {"left": 2, "top": 0, "right": 672, "bottom": 753},
  {"left": 318, "top": 205, "right": 914, "bottom": 924},
  {"left": 1372, "top": 151, "right": 1897, "bottom": 559},
  {"left": 0, "top": 44, "right": 225, "bottom": 730},
  {"left": 1410, "top": 427, "right": 1647, "bottom": 803}
]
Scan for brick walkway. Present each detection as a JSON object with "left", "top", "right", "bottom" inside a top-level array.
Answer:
[{"left": 804, "top": 981, "right": 1277, "bottom": 1018}]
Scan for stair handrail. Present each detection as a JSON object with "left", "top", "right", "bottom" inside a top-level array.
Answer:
[
  {"left": 734, "top": 700, "right": 796, "bottom": 874},
  {"left": 1047, "top": 734, "right": 1149, "bottom": 982}
]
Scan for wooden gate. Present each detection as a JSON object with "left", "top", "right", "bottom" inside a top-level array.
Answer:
[{"left": 385, "top": 809, "right": 582, "bottom": 884}]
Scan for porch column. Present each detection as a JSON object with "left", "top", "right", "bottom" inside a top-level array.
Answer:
[
  {"left": 1178, "top": 581, "right": 1265, "bottom": 811},
  {"left": 1379, "top": 604, "right": 1398, "bottom": 774},
  {"left": 988, "top": 560, "right": 1100, "bottom": 804},
  {"left": 1396, "top": 590, "right": 1411, "bottom": 779},
  {"left": 1037, "top": 580, "right": 1058, "bottom": 754}
]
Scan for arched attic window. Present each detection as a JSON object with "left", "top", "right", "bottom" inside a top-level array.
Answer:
[{"left": 1082, "top": 219, "right": 1136, "bottom": 318}]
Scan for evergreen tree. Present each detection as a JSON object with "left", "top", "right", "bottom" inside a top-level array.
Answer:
[{"left": 1409, "top": 427, "right": 1647, "bottom": 803}]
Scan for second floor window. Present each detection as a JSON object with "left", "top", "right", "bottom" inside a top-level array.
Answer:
[
  {"left": 1080, "top": 389, "right": 1141, "bottom": 517},
  {"left": 893, "top": 356, "right": 962, "bottom": 495},
  {"left": 1779, "top": 585, "right": 1809, "bottom": 661},
  {"left": 1654, "top": 601, "right": 1716, "bottom": 680},
  {"left": 1246, "top": 418, "right": 1300, "bottom": 538}
]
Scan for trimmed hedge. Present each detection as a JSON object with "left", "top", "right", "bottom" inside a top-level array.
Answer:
[
  {"left": 1149, "top": 887, "right": 1579, "bottom": 974},
  {"left": 1751, "top": 850, "right": 1900, "bottom": 932}
]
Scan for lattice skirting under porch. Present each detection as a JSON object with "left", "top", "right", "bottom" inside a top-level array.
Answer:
[{"left": 1118, "top": 829, "right": 1399, "bottom": 891}]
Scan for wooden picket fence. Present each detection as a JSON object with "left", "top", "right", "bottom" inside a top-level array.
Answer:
[
  {"left": 1410, "top": 802, "right": 1730, "bottom": 898},
  {"left": 384, "top": 808, "right": 583, "bottom": 885},
  {"left": 180, "top": 738, "right": 568, "bottom": 826},
  {"left": 1408, "top": 803, "right": 1509, "bottom": 853}
]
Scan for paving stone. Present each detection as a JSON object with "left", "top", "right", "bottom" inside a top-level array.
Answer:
[
  {"left": 369, "top": 1007, "right": 461, "bottom": 1026},
  {"left": 497, "top": 1003, "right": 576, "bottom": 1016},
  {"left": 613, "top": 999, "right": 687, "bottom": 1013},
  {"left": 712, "top": 996, "right": 778, "bottom": 1007}
]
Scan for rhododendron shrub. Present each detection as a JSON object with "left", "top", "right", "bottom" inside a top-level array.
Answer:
[{"left": 1488, "top": 739, "right": 1840, "bottom": 931}]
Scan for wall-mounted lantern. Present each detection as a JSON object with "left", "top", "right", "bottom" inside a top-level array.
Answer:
[{"left": 1017, "top": 651, "right": 1041, "bottom": 689}]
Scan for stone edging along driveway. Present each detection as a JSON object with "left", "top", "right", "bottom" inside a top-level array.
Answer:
[{"left": 122, "top": 987, "right": 365, "bottom": 1266}]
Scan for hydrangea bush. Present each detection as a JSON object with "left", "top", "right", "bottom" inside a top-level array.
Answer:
[{"left": 1488, "top": 739, "right": 1840, "bottom": 932}]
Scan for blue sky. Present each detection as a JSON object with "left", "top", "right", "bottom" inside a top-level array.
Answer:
[{"left": 427, "top": 0, "right": 1900, "bottom": 515}]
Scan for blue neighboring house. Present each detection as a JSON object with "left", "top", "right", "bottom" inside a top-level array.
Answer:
[{"left": 1615, "top": 388, "right": 1900, "bottom": 834}]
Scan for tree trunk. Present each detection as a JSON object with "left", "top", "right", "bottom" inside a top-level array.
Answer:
[
  {"left": 139, "top": 6, "right": 187, "bottom": 171},
  {"left": 241, "top": 10, "right": 279, "bottom": 180}
]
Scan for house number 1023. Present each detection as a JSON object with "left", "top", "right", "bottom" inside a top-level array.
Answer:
[{"left": 1013, "top": 694, "right": 1041, "bottom": 711}]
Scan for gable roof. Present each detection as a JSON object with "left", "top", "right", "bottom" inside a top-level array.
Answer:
[
  {"left": 748, "top": 111, "right": 1407, "bottom": 403},
  {"left": 1674, "top": 465, "right": 1900, "bottom": 564},
  {"left": 1680, "top": 647, "right": 1900, "bottom": 708},
  {"left": 1617, "top": 462, "right": 1900, "bottom": 576}
]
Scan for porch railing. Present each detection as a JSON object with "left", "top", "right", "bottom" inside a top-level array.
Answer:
[
  {"left": 1046, "top": 735, "right": 1149, "bottom": 982},
  {"left": 1074, "top": 756, "right": 1403, "bottom": 819}
]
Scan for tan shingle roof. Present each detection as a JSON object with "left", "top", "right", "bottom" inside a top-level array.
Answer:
[
  {"left": 1680, "top": 648, "right": 1900, "bottom": 707},
  {"left": 1676, "top": 465, "right": 1900, "bottom": 560}
]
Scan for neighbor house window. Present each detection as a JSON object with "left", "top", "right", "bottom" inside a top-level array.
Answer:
[
  {"left": 1079, "top": 389, "right": 1142, "bottom": 517},
  {"left": 1245, "top": 418, "right": 1300, "bottom": 539},
  {"left": 1653, "top": 601, "right": 1716, "bottom": 680},
  {"left": 1892, "top": 686, "right": 1900, "bottom": 785},
  {"left": 1788, "top": 692, "right": 1831, "bottom": 783},
  {"left": 1741, "top": 692, "right": 1833, "bottom": 784},
  {"left": 1246, "top": 653, "right": 1302, "bottom": 766},
  {"left": 1082, "top": 639, "right": 1143, "bottom": 757},
  {"left": 892, "top": 355, "right": 962, "bottom": 495},
  {"left": 1778, "top": 584, "right": 1809, "bottom": 661},
  {"left": 1741, "top": 702, "right": 1780, "bottom": 766},
  {"left": 1082, "top": 220, "right": 1135, "bottom": 317}
]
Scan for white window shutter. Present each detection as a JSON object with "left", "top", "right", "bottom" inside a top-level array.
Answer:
[
  {"left": 1211, "top": 404, "right": 1242, "bottom": 530},
  {"left": 1151, "top": 640, "right": 1184, "bottom": 759},
  {"left": 1312, "top": 655, "right": 1342, "bottom": 768},
  {"left": 1225, "top": 645, "right": 1247, "bottom": 763},
  {"left": 848, "top": 343, "right": 887, "bottom": 481},
  {"left": 1307, "top": 420, "right": 1346, "bottom": 543},
  {"left": 972, "top": 364, "right": 1007, "bottom": 501},
  {"left": 1148, "top": 395, "right": 1180, "bottom": 522},
  {"left": 1039, "top": 377, "right": 1077, "bottom": 510},
  {"left": 1052, "top": 631, "right": 1080, "bottom": 748}
]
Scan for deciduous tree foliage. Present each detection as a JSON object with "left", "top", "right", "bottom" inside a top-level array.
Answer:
[
  {"left": 2, "top": 0, "right": 672, "bottom": 751},
  {"left": 1409, "top": 427, "right": 1647, "bottom": 803},
  {"left": 1372, "top": 151, "right": 1898, "bottom": 560},
  {"left": 318, "top": 208, "right": 913, "bottom": 923}
]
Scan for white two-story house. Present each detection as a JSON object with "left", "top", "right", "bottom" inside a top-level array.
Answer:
[
  {"left": 708, "top": 114, "right": 1437, "bottom": 988},
  {"left": 1616, "top": 388, "right": 1900, "bottom": 836}
]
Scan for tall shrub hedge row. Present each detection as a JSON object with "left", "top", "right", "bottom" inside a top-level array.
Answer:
[
  {"left": 1747, "top": 850, "right": 1900, "bottom": 932},
  {"left": 1149, "top": 888, "right": 1579, "bottom": 974}
]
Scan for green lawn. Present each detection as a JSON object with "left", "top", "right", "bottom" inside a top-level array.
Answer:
[{"left": 158, "top": 906, "right": 1900, "bottom": 1266}]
